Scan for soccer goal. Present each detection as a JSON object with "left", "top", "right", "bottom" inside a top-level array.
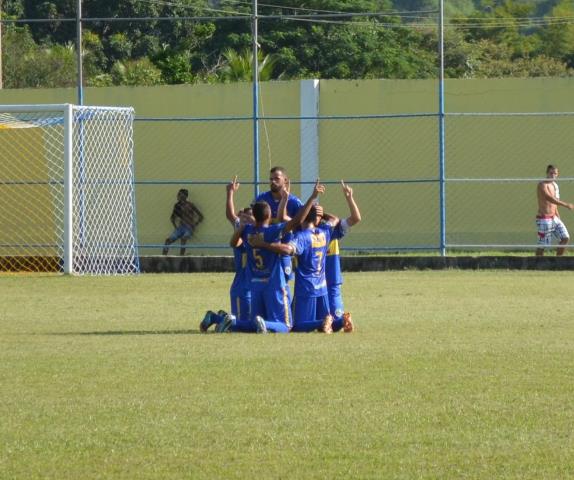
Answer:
[{"left": 0, "top": 104, "right": 139, "bottom": 275}]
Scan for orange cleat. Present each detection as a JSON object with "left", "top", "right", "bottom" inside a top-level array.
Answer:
[
  {"left": 342, "top": 312, "right": 354, "bottom": 333},
  {"left": 321, "top": 315, "right": 333, "bottom": 334}
]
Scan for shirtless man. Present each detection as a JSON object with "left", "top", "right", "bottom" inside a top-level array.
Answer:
[
  {"left": 163, "top": 188, "right": 204, "bottom": 256},
  {"left": 536, "top": 165, "right": 574, "bottom": 256}
]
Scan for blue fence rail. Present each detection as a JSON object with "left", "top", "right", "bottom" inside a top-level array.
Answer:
[{"left": 132, "top": 111, "right": 574, "bottom": 255}]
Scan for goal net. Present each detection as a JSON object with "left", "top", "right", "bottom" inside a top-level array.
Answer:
[{"left": 0, "top": 104, "right": 139, "bottom": 275}]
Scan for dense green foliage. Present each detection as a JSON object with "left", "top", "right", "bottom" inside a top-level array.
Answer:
[{"left": 2, "top": 0, "right": 574, "bottom": 87}]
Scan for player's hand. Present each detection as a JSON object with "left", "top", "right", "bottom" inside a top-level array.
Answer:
[
  {"left": 281, "top": 178, "right": 291, "bottom": 199},
  {"left": 227, "top": 175, "right": 240, "bottom": 193},
  {"left": 566, "top": 202, "right": 574, "bottom": 210},
  {"left": 341, "top": 180, "right": 353, "bottom": 198},
  {"left": 238, "top": 210, "right": 251, "bottom": 227},
  {"left": 239, "top": 210, "right": 255, "bottom": 225},
  {"left": 312, "top": 178, "right": 325, "bottom": 198}
]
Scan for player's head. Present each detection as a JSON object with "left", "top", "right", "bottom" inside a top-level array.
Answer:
[
  {"left": 177, "top": 188, "right": 189, "bottom": 200},
  {"left": 305, "top": 204, "right": 323, "bottom": 224},
  {"left": 269, "top": 166, "right": 287, "bottom": 193},
  {"left": 252, "top": 201, "right": 271, "bottom": 223},
  {"left": 546, "top": 165, "right": 559, "bottom": 178},
  {"left": 239, "top": 206, "right": 255, "bottom": 225}
]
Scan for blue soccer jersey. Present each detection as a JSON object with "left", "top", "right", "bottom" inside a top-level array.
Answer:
[
  {"left": 325, "top": 220, "right": 349, "bottom": 287},
  {"left": 241, "top": 222, "right": 287, "bottom": 291},
  {"left": 255, "top": 191, "right": 303, "bottom": 219},
  {"left": 256, "top": 191, "right": 303, "bottom": 281},
  {"left": 240, "top": 222, "right": 292, "bottom": 330},
  {"left": 290, "top": 223, "right": 335, "bottom": 298}
]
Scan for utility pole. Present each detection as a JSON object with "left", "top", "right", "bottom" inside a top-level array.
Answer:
[
  {"left": 76, "top": 0, "right": 83, "bottom": 104},
  {"left": 252, "top": 0, "right": 259, "bottom": 198},
  {"left": 0, "top": 0, "right": 3, "bottom": 89}
]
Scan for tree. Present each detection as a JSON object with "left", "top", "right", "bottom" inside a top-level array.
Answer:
[
  {"left": 3, "top": 0, "right": 574, "bottom": 86},
  {"left": 218, "top": 48, "right": 279, "bottom": 82},
  {"left": 264, "top": 19, "right": 436, "bottom": 79},
  {"left": 470, "top": 39, "right": 572, "bottom": 78},
  {"left": 2, "top": 24, "right": 77, "bottom": 88},
  {"left": 111, "top": 58, "right": 163, "bottom": 86},
  {"left": 82, "top": 29, "right": 107, "bottom": 81},
  {"left": 539, "top": 0, "right": 574, "bottom": 67},
  {"left": 153, "top": 48, "right": 195, "bottom": 84}
]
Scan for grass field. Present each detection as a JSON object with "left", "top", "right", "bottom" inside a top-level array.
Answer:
[{"left": 1, "top": 271, "right": 573, "bottom": 479}]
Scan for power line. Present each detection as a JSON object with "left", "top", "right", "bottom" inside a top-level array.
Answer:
[
  {"left": 133, "top": 0, "right": 439, "bottom": 20},
  {"left": 135, "top": 0, "right": 248, "bottom": 16},
  {"left": 227, "top": 0, "right": 437, "bottom": 17},
  {"left": 2, "top": 2, "right": 574, "bottom": 30}
]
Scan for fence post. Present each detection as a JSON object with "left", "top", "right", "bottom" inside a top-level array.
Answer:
[
  {"left": 300, "top": 79, "right": 320, "bottom": 199},
  {"left": 438, "top": 0, "right": 446, "bottom": 256},
  {"left": 76, "top": 0, "right": 84, "bottom": 105},
  {"left": 64, "top": 104, "right": 74, "bottom": 274},
  {"left": 252, "top": 0, "right": 260, "bottom": 199}
]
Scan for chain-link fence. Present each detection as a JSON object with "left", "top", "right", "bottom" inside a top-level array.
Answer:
[
  {"left": 3, "top": 3, "right": 574, "bottom": 256},
  {"left": 131, "top": 109, "right": 574, "bottom": 255}
]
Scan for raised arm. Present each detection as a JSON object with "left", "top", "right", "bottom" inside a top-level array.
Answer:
[
  {"left": 277, "top": 178, "right": 291, "bottom": 222},
  {"left": 229, "top": 222, "right": 244, "bottom": 248},
  {"left": 248, "top": 235, "right": 294, "bottom": 256},
  {"left": 226, "top": 175, "right": 240, "bottom": 223},
  {"left": 341, "top": 180, "right": 362, "bottom": 226},
  {"left": 283, "top": 179, "right": 325, "bottom": 234},
  {"left": 321, "top": 207, "right": 340, "bottom": 226}
]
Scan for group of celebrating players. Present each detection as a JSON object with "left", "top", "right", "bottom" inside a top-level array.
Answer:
[{"left": 200, "top": 166, "right": 361, "bottom": 334}]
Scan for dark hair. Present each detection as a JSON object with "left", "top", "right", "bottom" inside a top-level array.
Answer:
[
  {"left": 305, "top": 205, "right": 318, "bottom": 224},
  {"left": 270, "top": 166, "right": 286, "bottom": 175},
  {"left": 178, "top": 188, "right": 189, "bottom": 197},
  {"left": 546, "top": 165, "right": 557, "bottom": 173},
  {"left": 252, "top": 201, "right": 270, "bottom": 222}
]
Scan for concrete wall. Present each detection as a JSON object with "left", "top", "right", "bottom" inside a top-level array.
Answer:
[{"left": 1, "top": 78, "right": 574, "bottom": 253}]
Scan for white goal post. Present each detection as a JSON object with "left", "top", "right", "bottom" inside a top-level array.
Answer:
[{"left": 0, "top": 104, "right": 139, "bottom": 275}]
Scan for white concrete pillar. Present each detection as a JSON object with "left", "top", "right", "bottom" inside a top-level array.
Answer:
[{"left": 300, "top": 79, "right": 320, "bottom": 200}]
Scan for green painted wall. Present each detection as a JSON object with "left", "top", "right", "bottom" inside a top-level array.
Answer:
[{"left": 1, "top": 78, "right": 573, "bottom": 252}]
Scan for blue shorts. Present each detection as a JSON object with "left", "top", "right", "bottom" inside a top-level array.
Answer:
[
  {"left": 292, "top": 294, "right": 330, "bottom": 332},
  {"left": 168, "top": 225, "right": 193, "bottom": 241},
  {"left": 251, "top": 285, "right": 292, "bottom": 330}
]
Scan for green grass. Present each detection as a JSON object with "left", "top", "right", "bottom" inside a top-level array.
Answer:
[{"left": 1, "top": 272, "right": 573, "bottom": 479}]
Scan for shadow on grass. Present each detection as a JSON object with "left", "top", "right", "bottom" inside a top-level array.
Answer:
[{"left": 43, "top": 329, "right": 204, "bottom": 336}]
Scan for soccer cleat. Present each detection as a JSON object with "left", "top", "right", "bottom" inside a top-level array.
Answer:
[
  {"left": 342, "top": 312, "right": 354, "bottom": 333},
  {"left": 254, "top": 315, "right": 268, "bottom": 334},
  {"left": 321, "top": 314, "right": 333, "bottom": 334},
  {"left": 217, "top": 310, "right": 228, "bottom": 317},
  {"left": 199, "top": 310, "right": 216, "bottom": 332},
  {"left": 216, "top": 314, "right": 235, "bottom": 333}
]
